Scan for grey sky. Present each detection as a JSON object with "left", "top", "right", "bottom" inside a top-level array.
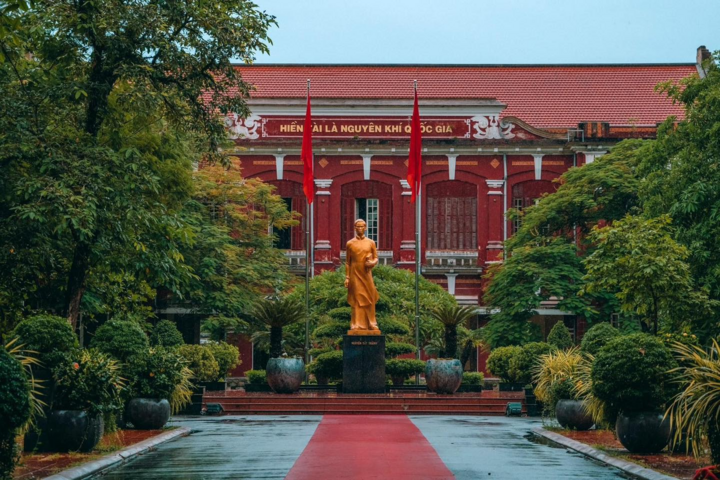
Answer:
[{"left": 253, "top": 0, "right": 719, "bottom": 64}]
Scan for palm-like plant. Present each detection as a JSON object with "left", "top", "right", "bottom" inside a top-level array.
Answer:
[
  {"left": 430, "top": 304, "right": 477, "bottom": 359},
  {"left": 666, "top": 340, "right": 720, "bottom": 462},
  {"left": 252, "top": 296, "right": 305, "bottom": 358},
  {"left": 573, "top": 352, "right": 607, "bottom": 427}
]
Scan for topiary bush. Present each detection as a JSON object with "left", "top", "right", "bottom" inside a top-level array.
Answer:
[
  {"left": 207, "top": 341, "right": 240, "bottom": 381},
  {"left": 487, "top": 346, "right": 523, "bottom": 382},
  {"left": 90, "top": 319, "right": 149, "bottom": 362},
  {"left": 11, "top": 314, "right": 78, "bottom": 370},
  {"left": 246, "top": 370, "right": 266, "bottom": 385},
  {"left": 0, "top": 347, "right": 31, "bottom": 480},
  {"left": 386, "top": 359, "right": 425, "bottom": 382},
  {"left": 580, "top": 323, "right": 621, "bottom": 355},
  {"left": 547, "top": 322, "right": 574, "bottom": 350},
  {"left": 591, "top": 333, "right": 678, "bottom": 421},
  {"left": 127, "top": 348, "right": 189, "bottom": 402},
  {"left": 178, "top": 344, "right": 219, "bottom": 382},
  {"left": 509, "top": 342, "right": 556, "bottom": 385},
  {"left": 150, "top": 320, "right": 185, "bottom": 348},
  {"left": 462, "top": 372, "right": 485, "bottom": 385},
  {"left": 385, "top": 342, "right": 416, "bottom": 358},
  {"left": 307, "top": 350, "right": 343, "bottom": 382}
]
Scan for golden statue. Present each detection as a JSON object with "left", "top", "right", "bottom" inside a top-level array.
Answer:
[{"left": 344, "top": 219, "right": 381, "bottom": 335}]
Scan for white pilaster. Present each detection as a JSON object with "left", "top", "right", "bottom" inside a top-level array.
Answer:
[
  {"left": 362, "top": 155, "right": 372, "bottom": 180},
  {"left": 533, "top": 154, "right": 544, "bottom": 181},
  {"left": 583, "top": 151, "right": 607, "bottom": 164},
  {"left": 448, "top": 155, "right": 457, "bottom": 180},
  {"left": 445, "top": 273, "right": 458, "bottom": 295},
  {"left": 274, "top": 154, "right": 285, "bottom": 180}
]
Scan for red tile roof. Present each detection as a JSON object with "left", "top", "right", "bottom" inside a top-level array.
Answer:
[{"left": 235, "top": 64, "right": 696, "bottom": 128}]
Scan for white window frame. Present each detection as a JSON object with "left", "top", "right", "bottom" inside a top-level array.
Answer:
[{"left": 356, "top": 198, "right": 379, "bottom": 247}]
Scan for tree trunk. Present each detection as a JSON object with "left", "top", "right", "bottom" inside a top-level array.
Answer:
[
  {"left": 65, "top": 242, "right": 91, "bottom": 330},
  {"left": 444, "top": 326, "right": 458, "bottom": 359},
  {"left": 269, "top": 326, "right": 283, "bottom": 358},
  {"left": 460, "top": 342, "right": 473, "bottom": 370}
]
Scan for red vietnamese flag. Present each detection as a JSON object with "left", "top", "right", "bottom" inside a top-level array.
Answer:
[
  {"left": 407, "top": 87, "right": 422, "bottom": 203},
  {"left": 301, "top": 93, "right": 314, "bottom": 204}
]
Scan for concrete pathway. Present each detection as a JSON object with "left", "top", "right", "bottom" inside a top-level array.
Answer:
[{"left": 95, "top": 415, "right": 633, "bottom": 479}]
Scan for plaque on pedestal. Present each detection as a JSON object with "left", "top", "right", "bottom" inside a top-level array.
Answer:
[{"left": 342, "top": 335, "right": 386, "bottom": 393}]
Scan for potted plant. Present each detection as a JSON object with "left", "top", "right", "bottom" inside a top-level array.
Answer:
[
  {"left": 11, "top": 314, "right": 79, "bottom": 452},
  {"left": 244, "top": 370, "right": 271, "bottom": 392},
  {"left": 534, "top": 347, "right": 593, "bottom": 429},
  {"left": 459, "top": 372, "right": 484, "bottom": 393},
  {"left": 591, "top": 334, "right": 677, "bottom": 453},
  {"left": 307, "top": 351, "right": 344, "bottom": 390},
  {"left": 126, "top": 348, "right": 192, "bottom": 428},
  {"left": 509, "top": 342, "right": 554, "bottom": 404},
  {"left": 206, "top": 341, "right": 240, "bottom": 391},
  {"left": 486, "top": 346, "right": 523, "bottom": 391},
  {"left": 49, "top": 349, "right": 124, "bottom": 452},
  {"left": 178, "top": 343, "right": 220, "bottom": 407},
  {"left": 252, "top": 297, "right": 305, "bottom": 394},
  {"left": 386, "top": 359, "right": 426, "bottom": 386},
  {"left": 425, "top": 304, "right": 476, "bottom": 394}
]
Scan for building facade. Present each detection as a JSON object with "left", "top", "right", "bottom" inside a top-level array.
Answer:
[{"left": 214, "top": 57, "right": 706, "bottom": 374}]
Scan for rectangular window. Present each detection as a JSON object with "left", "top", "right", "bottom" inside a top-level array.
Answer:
[
  {"left": 355, "top": 198, "right": 379, "bottom": 246},
  {"left": 513, "top": 197, "right": 524, "bottom": 234}
]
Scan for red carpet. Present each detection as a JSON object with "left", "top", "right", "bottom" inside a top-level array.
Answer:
[{"left": 285, "top": 415, "right": 454, "bottom": 479}]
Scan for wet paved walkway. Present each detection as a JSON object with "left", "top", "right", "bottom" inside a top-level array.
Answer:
[{"left": 96, "top": 415, "right": 633, "bottom": 479}]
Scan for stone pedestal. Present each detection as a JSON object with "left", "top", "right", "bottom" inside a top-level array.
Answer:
[{"left": 342, "top": 335, "right": 386, "bottom": 393}]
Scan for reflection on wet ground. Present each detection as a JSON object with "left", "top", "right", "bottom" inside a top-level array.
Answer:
[
  {"left": 410, "top": 416, "right": 634, "bottom": 479},
  {"left": 93, "top": 415, "right": 636, "bottom": 479}
]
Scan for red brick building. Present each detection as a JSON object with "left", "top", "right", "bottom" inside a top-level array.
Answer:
[{"left": 216, "top": 52, "right": 708, "bottom": 374}]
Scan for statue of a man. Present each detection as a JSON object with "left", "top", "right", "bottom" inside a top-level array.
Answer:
[{"left": 344, "top": 219, "right": 381, "bottom": 335}]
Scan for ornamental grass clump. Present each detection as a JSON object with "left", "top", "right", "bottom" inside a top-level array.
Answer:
[
  {"left": 666, "top": 339, "right": 720, "bottom": 463},
  {"left": 533, "top": 347, "right": 583, "bottom": 412}
]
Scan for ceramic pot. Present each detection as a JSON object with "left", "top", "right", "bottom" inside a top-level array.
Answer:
[
  {"left": 425, "top": 359, "right": 462, "bottom": 394},
  {"left": 47, "top": 410, "right": 104, "bottom": 452},
  {"left": 556, "top": 399, "right": 594, "bottom": 431},
  {"left": 616, "top": 411, "right": 671, "bottom": 453},
  {"left": 266, "top": 357, "right": 305, "bottom": 394},
  {"left": 125, "top": 398, "right": 171, "bottom": 429}
]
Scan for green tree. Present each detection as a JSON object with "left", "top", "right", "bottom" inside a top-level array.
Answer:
[
  {"left": 547, "top": 321, "right": 573, "bottom": 350},
  {"left": 583, "top": 215, "right": 714, "bottom": 335},
  {"left": 251, "top": 297, "right": 305, "bottom": 359},
  {"left": 0, "top": 0, "right": 276, "bottom": 328},
  {"left": 429, "top": 304, "right": 477, "bottom": 359}
]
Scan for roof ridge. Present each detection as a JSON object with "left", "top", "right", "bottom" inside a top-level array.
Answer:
[{"left": 234, "top": 63, "right": 696, "bottom": 68}]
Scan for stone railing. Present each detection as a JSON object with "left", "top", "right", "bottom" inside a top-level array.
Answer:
[
  {"left": 340, "top": 250, "right": 393, "bottom": 266},
  {"left": 423, "top": 250, "right": 482, "bottom": 274}
]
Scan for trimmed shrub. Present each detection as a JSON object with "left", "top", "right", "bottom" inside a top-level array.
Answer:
[
  {"left": 386, "top": 359, "right": 425, "bottom": 379},
  {"left": 385, "top": 342, "right": 416, "bottom": 358},
  {"left": 307, "top": 350, "right": 343, "bottom": 381},
  {"left": 462, "top": 372, "right": 485, "bottom": 385},
  {"left": 11, "top": 314, "right": 78, "bottom": 369},
  {"left": 0, "top": 348, "right": 31, "bottom": 480},
  {"left": 207, "top": 342, "right": 240, "bottom": 381},
  {"left": 52, "top": 349, "right": 124, "bottom": 415},
  {"left": 309, "top": 347, "right": 332, "bottom": 357},
  {"left": 150, "top": 320, "right": 185, "bottom": 348},
  {"left": 547, "top": 322, "right": 574, "bottom": 350},
  {"left": 127, "top": 348, "right": 188, "bottom": 401},
  {"left": 509, "top": 342, "right": 555, "bottom": 385},
  {"left": 313, "top": 322, "right": 348, "bottom": 340},
  {"left": 178, "top": 344, "right": 219, "bottom": 382},
  {"left": 90, "top": 319, "right": 149, "bottom": 361},
  {"left": 591, "top": 333, "right": 678, "bottom": 420},
  {"left": 580, "top": 323, "right": 621, "bottom": 355},
  {"left": 487, "top": 346, "right": 523, "bottom": 382},
  {"left": 246, "top": 370, "right": 267, "bottom": 385},
  {"left": 377, "top": 316, "right": 411, "bottom": 336}
]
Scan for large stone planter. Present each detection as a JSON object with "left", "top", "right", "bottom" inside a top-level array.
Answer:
[
  {"left": 47, "top": 410, "right": 104, "bottom": 452},
  {"left": 266, "top": 357, "right": 305, "bottom": 394},
  {"left": 425, "top": 359, "right": 462, "bottom": 394},
  {"left": 125, "top": 398, "right": 171, "bottom": 429},
  {"left": 556, "top": 399, "right": 594, "bottom": 431},
  {"left": 616, "top": 411, "right": 671, "bottom": 454}
]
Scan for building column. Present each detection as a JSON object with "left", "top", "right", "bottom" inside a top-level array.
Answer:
[
  {"left": 314, "top": 179, "right": 333, "bottom": 271},
  {"left": 486, "top": 179, "right": 505, "bottom": 263},
  {"left": 397, "top": 179, "right": 416, "bottom": 268},
  {"left": 579, "top": 151, "right": 607, "bottom": 165},
  {"left": 273, "top": 154, "right": 285, "bottom": 180}
]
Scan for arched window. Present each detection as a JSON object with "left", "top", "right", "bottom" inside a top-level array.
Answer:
[
  {"left": 269, "top": 180, "right": 306, "bottom": 250},
  {"left": 511, "top": 180, "right": 557, "bottom": 234},
  {"left": 427, "top": 181, "right": 477, "bottom": 250},
  {"left": 341, "top": 181, "right": 392, "bottom": 249}
]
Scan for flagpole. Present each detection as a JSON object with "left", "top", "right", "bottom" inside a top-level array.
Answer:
[
  {"left": 304, "top": 79, "right": 311, "bottom": 381},
  {"left": 413, "top": 80, "right": 421, "bottom": 385}
]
